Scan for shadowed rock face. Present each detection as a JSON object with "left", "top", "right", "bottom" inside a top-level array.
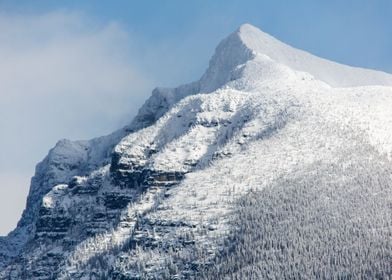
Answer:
[
  {"left": 1, "top": 24, "right": 392, "bottom": 279},
  {"left": 0, "top": 151, "right": 187, "bottom": 278}
]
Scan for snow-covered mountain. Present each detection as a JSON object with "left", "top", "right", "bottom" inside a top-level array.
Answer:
[{"left": 1, "top": 23, "right": 392, "bottom": 279}]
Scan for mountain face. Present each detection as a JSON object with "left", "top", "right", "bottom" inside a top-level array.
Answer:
[{"left": 1, "top": 23, "right": 392, "bottom": 279}]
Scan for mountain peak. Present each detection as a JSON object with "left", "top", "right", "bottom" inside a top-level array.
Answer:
[
  {"left": 198, "top": 25, "right": 255, "bottom": 92},
  {"left": 235, "top": 23, "right": 283, "bottom": 52},
  {"left": 214, "top": 23, "right": 392, "bottom": 88},
  {"left": 237, "top": 23, "right": 266, "bottom": 37}
]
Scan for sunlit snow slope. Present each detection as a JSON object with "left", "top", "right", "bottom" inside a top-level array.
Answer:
[{"left": 1, "top": 24, "right": 392, "bottom": 279}]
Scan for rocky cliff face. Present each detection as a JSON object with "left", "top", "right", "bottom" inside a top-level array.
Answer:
[{"left": 1, "top": 24, "right": 392, "bottom": 279}]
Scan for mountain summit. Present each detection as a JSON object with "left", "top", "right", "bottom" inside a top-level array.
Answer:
[
  {"left": 1, "top": 24, "right": 392, "bottom": 279},
  {"left": 231, "top": 23, "right": 392, "bottom": 87}
]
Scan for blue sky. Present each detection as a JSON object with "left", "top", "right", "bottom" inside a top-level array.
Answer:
[
  {"left": 2, "top": 0, "right": 392, "bottom": 75},
  {"left": 0, "top": 0, "right": 391, "bottom": 235}
]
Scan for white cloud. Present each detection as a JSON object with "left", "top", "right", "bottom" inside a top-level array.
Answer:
[
  {"left": 0, "top": 11, "right": 153, "bottom": 235},
  {"left": 0, "top": 11, "right": 151, "bottom": 125}
]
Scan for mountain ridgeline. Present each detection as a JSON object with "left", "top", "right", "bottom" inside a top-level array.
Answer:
[{"left": 1, "top": 24, "right": 392, "bottom": 279}]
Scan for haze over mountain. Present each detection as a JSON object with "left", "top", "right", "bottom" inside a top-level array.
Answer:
[{"left": 1, "top": 24, "right": 392, "bottom": 279}]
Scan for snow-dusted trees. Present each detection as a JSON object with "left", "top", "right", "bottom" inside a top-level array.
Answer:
[{"left": 200, "top": 145, "right": 392, "bottom": 279}]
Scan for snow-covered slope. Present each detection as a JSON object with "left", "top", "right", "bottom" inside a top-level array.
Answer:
[
  {"left": 237, "top": 23, "right": 392, "bottom": 87},
  {"left": 1, "top": 24, "right": 392, "bottom": 279}
]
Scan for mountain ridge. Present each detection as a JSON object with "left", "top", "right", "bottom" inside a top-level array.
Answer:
[
  {"left": 236, "top": 23, "right": 392, "bottom": 87},
  {"left": 1, "top": 23, "right": 392, "bottom": 279}
]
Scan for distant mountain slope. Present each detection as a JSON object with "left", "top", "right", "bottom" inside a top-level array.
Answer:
[{"left": 1, "top": 24, "right": 392, "bottom": 279}]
